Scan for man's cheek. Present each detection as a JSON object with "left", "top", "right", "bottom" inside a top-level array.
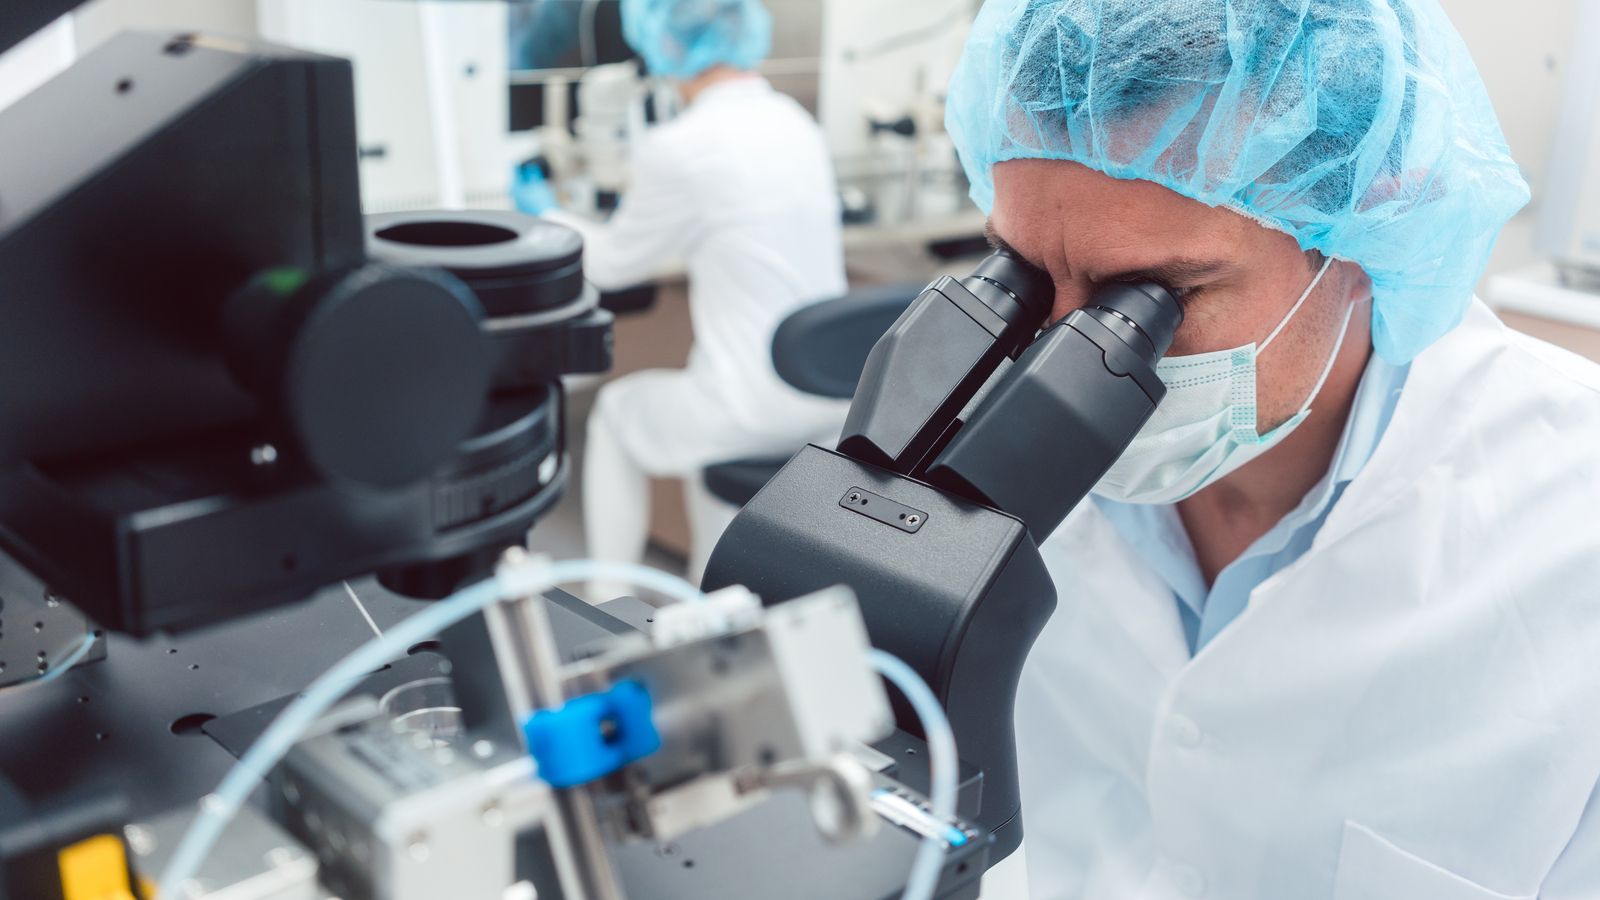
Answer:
[{"left": 1163, "top": 299, "right": 1236, "bottom": 356}]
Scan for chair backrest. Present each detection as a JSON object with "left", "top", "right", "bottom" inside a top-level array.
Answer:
[{"left": 770, "top": 283, "right": 924, "bottom": 400}]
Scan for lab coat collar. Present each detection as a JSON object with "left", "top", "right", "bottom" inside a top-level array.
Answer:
[
  {"left": 1047, "top": 504, "right": 1195, "bottom": 680},
  {"left": 1202, "top": 300, "right": 1510, "bottom": 632},
  {"left": 1090, "top": 347, "right": 1409, "bottom": 627},
  {"left": 688, "top": 74, "right": 772, "bottom": 108},
  {"left": 1311, "top": 300, "right": 1505, "bottom": 551},
  {"left": 1055, "top": 300, "right": 1509, "bottom": 674}
]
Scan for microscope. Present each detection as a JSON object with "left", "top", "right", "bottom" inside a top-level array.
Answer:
[
  {"left": 0, "top": 4, "right": 1182, "bottom": 897},
  {"left": 706, "top": 250, "right": 1182, "bottom": 858}
]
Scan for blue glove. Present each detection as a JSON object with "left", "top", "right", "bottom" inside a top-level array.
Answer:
[{"left": 512, "top": 161, "right": 559, "bottom": 216}]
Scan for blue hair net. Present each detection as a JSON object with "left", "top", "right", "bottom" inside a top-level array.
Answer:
[
  {"left": 946, "top": 0, "right": 1531, "bottom": 363},
  {"left": 621, "top": 0, "right": 772, "bottom": 80}
]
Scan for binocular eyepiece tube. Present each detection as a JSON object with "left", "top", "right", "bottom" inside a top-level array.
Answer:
[
  {"left": 838, "top": 248, "right": 1183, "bottom": 527},
  {"left": 923, "top": 256, "right": 1184, "bottom": 540}
]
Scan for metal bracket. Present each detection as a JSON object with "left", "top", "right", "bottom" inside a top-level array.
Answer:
[{"left": 838, "top": 487, "right": 927, "bottom": 534}]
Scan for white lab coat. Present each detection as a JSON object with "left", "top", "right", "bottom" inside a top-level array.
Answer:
[
  {"left": 551, "top": 77, "right": 850, "bottom": 472},
  {"left": 1014, "top": 301, "right": 1600, "bottom": 900}
]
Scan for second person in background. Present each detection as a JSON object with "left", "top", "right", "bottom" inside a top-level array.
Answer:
[{"left": 550, "top": 0, "right": 850, "bottom": 595}]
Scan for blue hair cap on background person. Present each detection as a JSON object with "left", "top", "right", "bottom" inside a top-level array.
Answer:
[
  {"left": 621, "top": 0, "right": 773, "bottom": 80},
  {"left": 945, "top": 0, "right": 1531, "bottom": 363}
]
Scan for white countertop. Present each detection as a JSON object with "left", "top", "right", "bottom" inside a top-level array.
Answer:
[{"left": 1484, "top": 264, "right": 1600, "bottom": 330}]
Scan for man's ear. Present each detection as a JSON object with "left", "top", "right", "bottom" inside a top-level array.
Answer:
[{"left": 1335, "top": 259, "right": 1373, "bottom": 305}]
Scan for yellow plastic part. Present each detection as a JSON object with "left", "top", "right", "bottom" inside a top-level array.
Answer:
[{"left": 57, "top": 833, "right": 140, "bottom": 900}]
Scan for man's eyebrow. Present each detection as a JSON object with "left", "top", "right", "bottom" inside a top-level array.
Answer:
[
  {"left": 983, "top": 219, "right": 1025, "bottom": 260},
  {"left": 985, "top": 219, "right": 1233, "bottom": 288},
  {"left": 1094, "top": 259, "right": 1238, "bottom": 288}
]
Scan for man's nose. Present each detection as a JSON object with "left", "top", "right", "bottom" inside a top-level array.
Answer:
[{"left": 1048, "top": 280, "right": 1095, "bottom": 325}]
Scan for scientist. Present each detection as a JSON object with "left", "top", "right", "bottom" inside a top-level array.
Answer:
[
  {"left": 944, "top": 0, "right": 1600, "bottom": 897},
  {"left": 549, "top": 0, "right": 848, "bottom": 591}
]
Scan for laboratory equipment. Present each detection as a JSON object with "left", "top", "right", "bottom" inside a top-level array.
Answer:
[
  {"left": 0, "top": 6, "right": 975, "bottom": 898},
  {"left": 704, "top": 252, "right": 1184, "bottom": 858},
  {"left": 702, "top": 282, "right": 928, "bottom": 510},
  {"left": 0, "top": 24, "right": 608, "bottom": 632},
  {"left": 574, "top": 61, "right": 655, "bottom": 212},
  {"left": 146, "top": 566, "right": 968, "bottom": 900},
  {"left": 0, "top": 3, "right": 1180, "bottom": 896},
  {"left": 508, "top": 0, "right": 822, "bottom": 217},
  {"left": 819, "top": 0, "right": 975, "bottom": 228}
]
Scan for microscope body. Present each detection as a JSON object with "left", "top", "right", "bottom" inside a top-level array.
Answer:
[
  {"left": 705, "top": 254, "right": 1184, "bottom": 859},
  {"left": 704, "top": 446, "right": 1052, "bottom": 853}
]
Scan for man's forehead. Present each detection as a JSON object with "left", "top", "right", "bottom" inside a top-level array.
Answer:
[
  {"left": 989, "top": 160, "right": 1285, "bottom": 278},
  {"left": 992, "top": 160, "right": 1248, "bottom": 232},
  {"left": 986, "top": 217, "right": 1241, "bottom": 289}
]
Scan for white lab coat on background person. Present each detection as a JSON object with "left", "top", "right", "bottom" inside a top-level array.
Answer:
[
  {"left": 1015, "top": 302, "right": 1600, "bottom": 900},
  {"left": 555, "top": 76, "right": 849, "bottom": 585}
]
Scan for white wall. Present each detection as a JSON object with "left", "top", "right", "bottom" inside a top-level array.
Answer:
[
  {"left": 72, "top": 0, "right": 260, "bottom": 52},
  {"left": 260, "top": 0, "right": 511, "bottom": 211},
  {"left": 0, "top": 16, "right": 75, "bottom": 111},
  {"left": 1438, "top": 0, "right": 1581, "bottom": 276},
  {"left": 818, "top": 0, "right": 975, "bottom": 167},
  {"left": 42, "top": 0, "right": 509, "bottom": 213},
  {"left": 0, "top": 1, "right": 259, "bottom": 112}
]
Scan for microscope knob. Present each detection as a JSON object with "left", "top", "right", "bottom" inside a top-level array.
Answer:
[{"left": 226, "top": 262, "right": 493, "bottom": 489}]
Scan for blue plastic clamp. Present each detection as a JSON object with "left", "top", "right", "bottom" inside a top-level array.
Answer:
[{"left": 523, "top": 679, "right": 662, "bottom": 788}]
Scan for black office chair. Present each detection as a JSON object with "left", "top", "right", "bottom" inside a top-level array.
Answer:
[
  {"left": 701, "top": 283, "right": 924, "bottom": 508},
  {"left": 598, "top": 283, "right": 660, "bottom": 315}
]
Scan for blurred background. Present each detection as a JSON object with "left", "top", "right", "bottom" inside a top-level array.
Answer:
[{"left": 4, "top": 0, "right": 1596, "bottom": 570}]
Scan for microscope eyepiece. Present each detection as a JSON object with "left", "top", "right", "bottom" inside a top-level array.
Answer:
[
  {"left": 837, "top": 248, "right": 1056, "bottom": 471},
  {"left": 960, "top": 249, "right": 1054, "bottom": 328},
  {"left": 1083, "top": 281, "right": 1183, "bottom": 361},
  {"left": 924, "top": 275, "right": 1184, "bottom": 541}
]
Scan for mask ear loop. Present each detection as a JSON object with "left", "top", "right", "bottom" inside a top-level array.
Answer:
[
  {"left": 1230, "top": 267, "right": 1354, "bottom": 445},
  {"left": 1228, "top": 293, "right": 1356, "bottom": 441},
  {"left": 1298, "top": 296, "right": 1360, "bottom": 413},
  {"left": 1259, "top": 254, "right": 1336, "bottom": 353}
]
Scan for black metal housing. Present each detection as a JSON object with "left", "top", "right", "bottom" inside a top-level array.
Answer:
[
  {"left": 925, "top": 283, "right": 1180, "bottom": 540},
  {"left": 0, "top": 33, "right": 607, "bottom": 633},
  {"left": 836, "top": 251, "right": 1052, "bottom": 473},
  {"left": 703, "top": 446, "right": 1054, "bottom": 859},
  {"left": 0, "top": 775, "right": 132, "bottom": 900},
  {"left": 705, "top": 254, "right": 1183, "bottom": 863},
  {"left": 0, "top": 32, "right": 365, "bottom": 468},
  {"left": 366, "top": 209, "right": 614, "bottom": 393}
]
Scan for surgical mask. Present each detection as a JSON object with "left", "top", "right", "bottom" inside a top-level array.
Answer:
[{"left": 1093, "top": 257, "right": 1353, "bottom": 505}]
